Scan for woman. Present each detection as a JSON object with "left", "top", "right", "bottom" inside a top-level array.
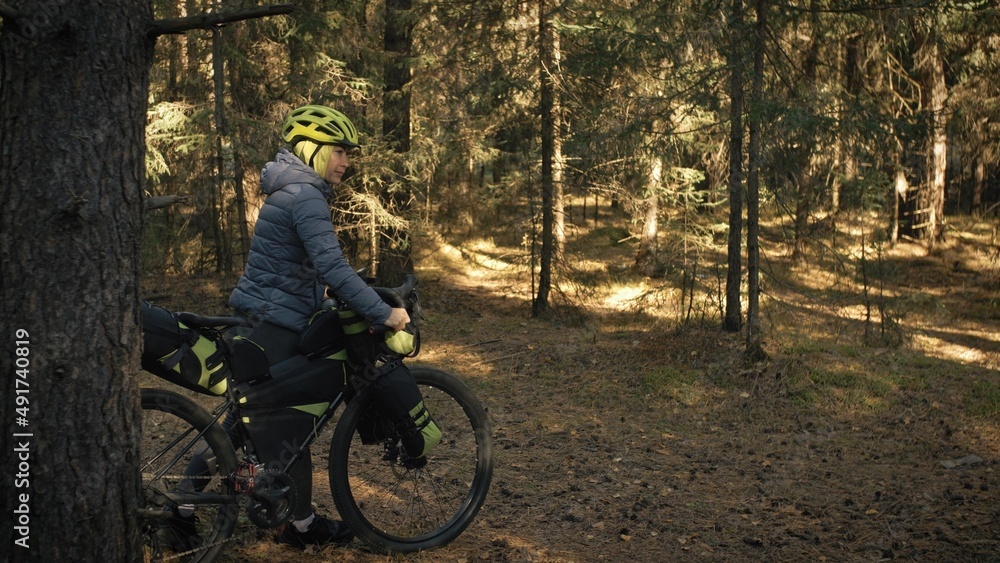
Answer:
[
  {"left": 232, "top": 104, "right": 409, "bottom": 548},
  {"left": 166, "top": 105, "right": 409, "bottom": 551}
]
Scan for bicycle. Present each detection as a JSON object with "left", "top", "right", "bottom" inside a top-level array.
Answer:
[{"left": 138, "top": 275, "right": 494, "bottom": 562}]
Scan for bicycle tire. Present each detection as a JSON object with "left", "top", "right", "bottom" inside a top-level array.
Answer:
[
  {"left": 140, "top": 388, "right": 238, "bottom": 563},
  {"left": 329, "top": 366, "right": 494, "bottom": 553}
]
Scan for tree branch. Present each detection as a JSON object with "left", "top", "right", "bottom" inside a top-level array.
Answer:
[
  {"left": 148, "top": 2, "right": 295, "bottom": 37},
  {"left": 145, "top": 195, "right": 188, "bottom": 211}
]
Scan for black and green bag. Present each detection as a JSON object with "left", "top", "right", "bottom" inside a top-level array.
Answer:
[
  {"left": 337, "top": 307, "right": 418, "bottom": 367},
  {"left": 233, "top": 350, "right": 349, "bottom": 464},
  {"left": 333, "top": 281, "right": 438, "bottom": 461},
  {"left": 365, "top": 363, "right": 442, "bottom": 461},
  {"left": 140, "top": 301, "right": 229, "bottom": 395}
]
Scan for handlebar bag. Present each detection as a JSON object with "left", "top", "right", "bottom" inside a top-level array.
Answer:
[
  {"left": 337, "top": 308, "right": 418, "bottom": 367},
  {"left": 140, "top": 301, "right": 229, "bottom": 396}
]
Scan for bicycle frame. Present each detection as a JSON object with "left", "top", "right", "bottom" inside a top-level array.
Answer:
[
  {"left": 150, "top": 396, "right": 355, "bottom": 516},
  {"left": 141, "top": 364, "right": 494, "bottom": 558},
  {"left": 144, "top": 311, "right": 359, "bottom": 511}
]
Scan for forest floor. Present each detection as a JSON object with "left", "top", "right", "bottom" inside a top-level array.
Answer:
[{"left": 142, "top": 211, "right": 1000, "bottom": 562}]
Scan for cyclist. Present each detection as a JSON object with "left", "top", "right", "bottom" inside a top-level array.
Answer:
[{"left": 165, "top": 104, "right": 409, "bottom": 552}]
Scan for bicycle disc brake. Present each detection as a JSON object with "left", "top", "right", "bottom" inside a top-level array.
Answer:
[{"left": 244, "top": 470, "right": 297, "bottom": 529}]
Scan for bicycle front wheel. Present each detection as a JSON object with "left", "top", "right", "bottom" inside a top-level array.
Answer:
[
  {"left": 329, "top": 366, "right": 494, "bottom": 553},
  {"left": 140, "top": 388, "right": 238, "bottom": 563}
]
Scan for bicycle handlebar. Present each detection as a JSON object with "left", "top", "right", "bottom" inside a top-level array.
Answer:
[
  {"left": 326, "top": 273, "right": 418, "bottom": 311},
  {"left": 375, "top": 274, "right": 418, "bottom": 309},
  {"left": 325, "top": 273, "right": 420, "bottom": 333}
]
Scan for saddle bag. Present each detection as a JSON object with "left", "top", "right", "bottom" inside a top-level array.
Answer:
[{"left": 140, "top": 301, "right": 229, "bottom": 396}]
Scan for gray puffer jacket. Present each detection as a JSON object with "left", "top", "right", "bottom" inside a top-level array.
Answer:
[{"left": 229, "top": 148, "right": 391, "bottom": 332}]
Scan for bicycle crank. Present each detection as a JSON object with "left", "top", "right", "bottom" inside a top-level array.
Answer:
[{"left": 243, "top": 470, "right": 297, "bottom": 528}]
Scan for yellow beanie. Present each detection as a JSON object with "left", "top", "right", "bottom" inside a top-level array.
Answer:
[{"left": 293, "top": 141, "right": 335, "bottom": 179}]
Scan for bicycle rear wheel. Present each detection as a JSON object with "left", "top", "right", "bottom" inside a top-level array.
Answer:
[
  {"left": 329, "top": 366, "right": 494, "bottom": 553},
  {"left": 140, "top": 388, "right": 238, "bottom": 563}
]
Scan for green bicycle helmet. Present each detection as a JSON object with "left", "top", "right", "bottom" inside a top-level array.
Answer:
[{"left": 281, "top": 104, "right": 360, "bottom": 148}]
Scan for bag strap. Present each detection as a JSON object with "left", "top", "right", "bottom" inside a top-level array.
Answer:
[{"left": 160, "top": 341, "right": 192, "bottom": 371}]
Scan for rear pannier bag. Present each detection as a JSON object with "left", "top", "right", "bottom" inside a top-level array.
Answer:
[{"left": 140, "top": 301, "right": 229, "bottom": 396}]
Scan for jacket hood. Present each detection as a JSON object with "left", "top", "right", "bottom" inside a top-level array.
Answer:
[{"left": 261, "top": 148, "right": 332, "bottom": 197}]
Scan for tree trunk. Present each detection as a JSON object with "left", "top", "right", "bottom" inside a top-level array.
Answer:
[
  {"left": 914, "top": 20, "right": 947, "bottom": 247},
  {"left": 636, "top": 192, "right": 660, "bottom": 276},
  {"left": 745, "top": 0, "right": 767, "bottom": 360},
  {"left": 635, "top": 159, "right": 662, "bottom": 276},
  {"left": 379, "top": 0, "right": 415, "bottom": 286},
  {"left": 838, "top": 33, "right": 863, "bottom": 212},
  {"left": 972, "top": 144, "right": 986, "bottom": 217},
  {"left": 724, "top": 0, "right": 745, "bottom": 333},
  {"left": 552, "top": 27, "right": 565, "bottom": 260},
  {"left": 533, "top": 0, "right": 555, "bottom": 317},
  {"left": 212, "top": 25, "right": 232, "bottom": 272},
  {"left": 791, "top": 2, "right": 820, "bottom": 267},
  {"left": 0, "top": 1, "right": 152, "bottom": 560},
  {"left": 232, "top": 149, "right": 250, "bottom": 264}
]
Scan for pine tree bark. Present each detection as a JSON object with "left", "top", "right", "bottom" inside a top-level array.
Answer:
[
  {"left": 745, "top": 0, "right": 767, "bottom": 361},
  {"left": 533, "top": 0, "right": 555, "bottom": 317},
  {"left": 901, "top": 17, "right": 948, "bottom": 247},
  {"left": 791, "top": 1, "right": 820, "bottom": 266},
  {"left": 0, "top": 1, "right": 152, "bottom": 560},
  {"left": 972, "top": 144, "right": 986, "bottom": 217},
  {"left": 916, "top": 23, "right": 947, "bottom": 246},
  {"left": 635, "top": 158, "right": 662, "bottom": 276},
  {"left": 212, "top": 25, "right": 232, "bottom": 272},
  {"left": 724, "top": 0, "right": 745, "bottom": 333},
  {"left": 379, "top": 0, "right": 415, "bottom": 286},
  {"left": 552, "top": 28, "right": 565, "bottom": 260}
]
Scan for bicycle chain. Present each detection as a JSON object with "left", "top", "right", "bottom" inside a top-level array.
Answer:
[{"left": 143, "top": 473, "right": 217, "bottom": 481}]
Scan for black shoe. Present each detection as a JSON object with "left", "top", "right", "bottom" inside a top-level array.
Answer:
[
  {"left": 158, "top": 512, "right": 201, "bottom": 552},
  {"left": 275, "top": 515, "right": 354, "bottom": 549}
]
